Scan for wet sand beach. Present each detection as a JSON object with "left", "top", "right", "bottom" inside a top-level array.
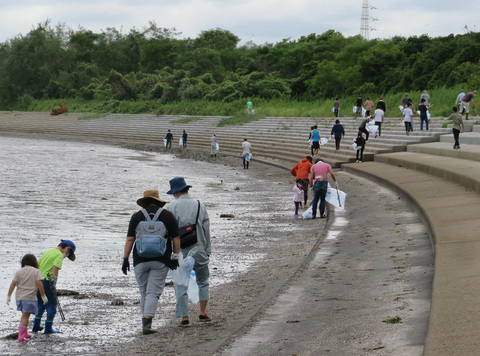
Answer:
[{"left": 0, "top": 113, "right": 433, "bottom": 356}]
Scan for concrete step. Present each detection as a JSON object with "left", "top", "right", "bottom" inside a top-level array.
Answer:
[
  {"left": 439, "top": 132, "right": 480, "bottom": 145},
  {"left": 341, "top": 161, "right": 480, "bottom": 356},
  {"left": 407, "top": 142, "right": 480, "bottom": 162},
  {"left": 374, "top": 151, "right": 480, "bottom": 192}
]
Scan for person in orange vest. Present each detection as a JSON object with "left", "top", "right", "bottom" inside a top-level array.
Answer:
[{"left": 290, "top": 156, "right": 313, "bottom": 208}]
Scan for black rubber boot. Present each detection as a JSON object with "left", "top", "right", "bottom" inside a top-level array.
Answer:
[{"left": 142, "top": 317, "right": 157, "bottom": 335}]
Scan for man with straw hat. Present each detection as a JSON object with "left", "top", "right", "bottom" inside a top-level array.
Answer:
[{"left": 122, "top": 189, "right": 181, "bottom": 335}]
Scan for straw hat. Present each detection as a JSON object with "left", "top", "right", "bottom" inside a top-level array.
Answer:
[{"left": 136, "top": 190, "right": 166, "bottom": 208}]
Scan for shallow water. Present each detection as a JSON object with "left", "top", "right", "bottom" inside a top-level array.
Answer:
[{"left": 0, "top": 136, "right": 291, "bottom": 354}]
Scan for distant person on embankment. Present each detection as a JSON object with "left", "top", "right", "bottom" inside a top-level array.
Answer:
[
  {"left": 358, "top": 117, "right": 370, "bottom": 141},
  {"left": 402, "top": 103, "right": 414, "bottom": 135},
  {"left": 242, "top": 138, "right": 252, "bottom": 169},
  {"left": 376, "top": 97, "right": 386, "bottom": 115},
  {"left": 418, "top": 98, "right": 429, "bottom": 131},
  {"left": 460, "top": 90, "right": 477, "bottom": 120},
  {"left": 456, "top": 89, "right": 465, "bottom": 111},
  {"left": 290, "top": 156, "right": 313, "bottom": 208},
  {"left": 330, "top": 119, "right": 345, "bottom": 150},
  {"left": 182, "top": 130, "right": 188, "bottom": 148},
  {"left": 246, "top": 100, "right": 253, "bottom": 114},
  {"left": 311, "top": 125, "right": 320, "bottom": 157},
  {"left": 210, "top": 134, "right": 218, "bottom": 157},
  {"left": 364, "top": 97, "right": 374, "bottom": 117},
  {"left": 165, "top": 130, "right": 173, "bottom": 150},
  {"left": 333, "top": 98, "right": 340, "bottom": 118},
  {"left": 449, "top": 106, "right": 464, "bottom": 150},
  {"left": 308, "top": 126, "right": 315, "bottom": 156},
  {"left": 373, "top": 106, "right": 384, "bottom": 137}
]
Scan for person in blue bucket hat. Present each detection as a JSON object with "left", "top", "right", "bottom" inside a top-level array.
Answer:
[
  {"left": 32, "top": 239, "right": 76, "bottom": 334},
  {"left": 165, "top": 177, "right": 212, "bottom": 327}
]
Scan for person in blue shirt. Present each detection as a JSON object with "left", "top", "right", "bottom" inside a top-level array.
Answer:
[{"left": 311, "top": 125, "right": 320, "bottom": 157}]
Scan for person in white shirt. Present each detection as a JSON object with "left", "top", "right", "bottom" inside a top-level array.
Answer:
[
  {"left": 402, "top": 103, "right": 414, "bottom": 135},
  {"left": 241, "top": 138, "right": 252, "bottom": 169},
  {"left": 373, "top": 107, "right": 384, "bottom": 137},
  {"left": 420, "top": 90, "right": 430, "bottom": 105}
]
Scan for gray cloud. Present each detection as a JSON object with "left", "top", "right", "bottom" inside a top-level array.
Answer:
[{"left": 0, "top": 0, "right": 478, "bottom": 44}]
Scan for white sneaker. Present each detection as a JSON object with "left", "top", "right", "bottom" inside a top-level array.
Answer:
[{"left": 356, "top": 160, "right": 359, "bottom": 163}]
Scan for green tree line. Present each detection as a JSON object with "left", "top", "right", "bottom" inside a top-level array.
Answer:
[{"left": 0, "top": 20, "right": 479, "bottom": 114}]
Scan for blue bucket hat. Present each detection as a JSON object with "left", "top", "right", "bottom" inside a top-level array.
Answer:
[
  {"left": 167, "top": 177, "right": 192, "bottom": 195},
  {"left": 61, "top": 239, "right": 76, "bottom": 261}
]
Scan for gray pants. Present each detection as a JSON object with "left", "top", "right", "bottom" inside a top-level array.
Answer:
[{"left": 134, "top": 261, "right": 169, "bottom": 317}]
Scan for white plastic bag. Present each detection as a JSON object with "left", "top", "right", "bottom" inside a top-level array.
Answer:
[
  {"left": 170, "top": 247, "right": 198, "bottom": 286},
  {"left": 325, "top": 187, "right": 346, "bottom": 209},
  {"left": 179, "top": 138, "right": 183, "bottom": 146},
  {"left": 366, "top": 124, "right": 378, "bottom": 134},
  {"left": 302, "top": 206, "right": 313, "bottom": 219},
  {"left": 187, "top": 271, "right": 199, "bottom": 303},
  {"left": 320, "top": 137, "right": 329, "bottom": 145},
  {"left": 164, "top": 139, "right": 167, "bottom": 147},
  {"left": 215, "top": 143, "right": 219, "bottom": 151}
]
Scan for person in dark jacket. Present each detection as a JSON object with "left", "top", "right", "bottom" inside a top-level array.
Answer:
[
  {"left": 354, "top": 131, "right": 366, "bottom": 163},
  {"left": 376, "top": 97, "right": 386, "bottom": 114},
  {"left": 330, "top": 119, "right": 345, "bottom": 150}
]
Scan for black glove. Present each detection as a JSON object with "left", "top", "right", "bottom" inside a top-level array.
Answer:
[
  {"left": 170, "top": 253, "right": 181, "bottom": 270},
  {"left": 122, "top": 258, "right": 130, "bottom": 275},
  {"left": 170, "top": 260, "right": 179, "bottom": 270}
]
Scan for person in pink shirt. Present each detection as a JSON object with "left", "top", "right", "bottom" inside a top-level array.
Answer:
[
  {"left": 309, "top": 159, "right": 337, "bottom": 219},
  {"left": 364, "top": 97, "right": 374, "bottom": 117}
]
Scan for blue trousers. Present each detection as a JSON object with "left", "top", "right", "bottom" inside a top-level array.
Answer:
[
  {"left": 36, "top": 280, "right": 57, "bottom": 322},
  {"left": 420, "top": 117, "right": 429, "bottom": 130},
  {"left": 311, "top": 180, "right": 328, "bottom": 218}
]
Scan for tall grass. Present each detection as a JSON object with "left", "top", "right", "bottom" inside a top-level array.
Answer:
[{"left": 29, "top": 87, "right": 471, "bottom": 119}]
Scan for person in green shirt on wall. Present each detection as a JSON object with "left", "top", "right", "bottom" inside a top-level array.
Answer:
[{"left": 246, "top": 100, "right": 253, "bottom": 114}]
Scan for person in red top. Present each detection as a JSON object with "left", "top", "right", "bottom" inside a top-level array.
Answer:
[{"left": 290, "top": 156, "right": 313, "bottom": 208}]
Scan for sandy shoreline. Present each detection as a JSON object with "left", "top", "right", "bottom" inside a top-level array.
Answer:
[{"left": 1, "top": 118, "right": 433, "bottom": 356}]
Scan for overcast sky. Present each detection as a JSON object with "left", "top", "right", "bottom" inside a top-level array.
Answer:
[{"left": 1, "top": 0, "right": 478, "bottom": 45}]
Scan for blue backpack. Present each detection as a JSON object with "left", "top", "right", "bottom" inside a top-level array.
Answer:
[{"left": 135, "top": 208, "right": 168, "bottom": 258}]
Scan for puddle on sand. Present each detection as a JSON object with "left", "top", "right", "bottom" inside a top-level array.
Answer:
[{"left": 0, "top": 136, "right": 291, "bottom": 355}]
